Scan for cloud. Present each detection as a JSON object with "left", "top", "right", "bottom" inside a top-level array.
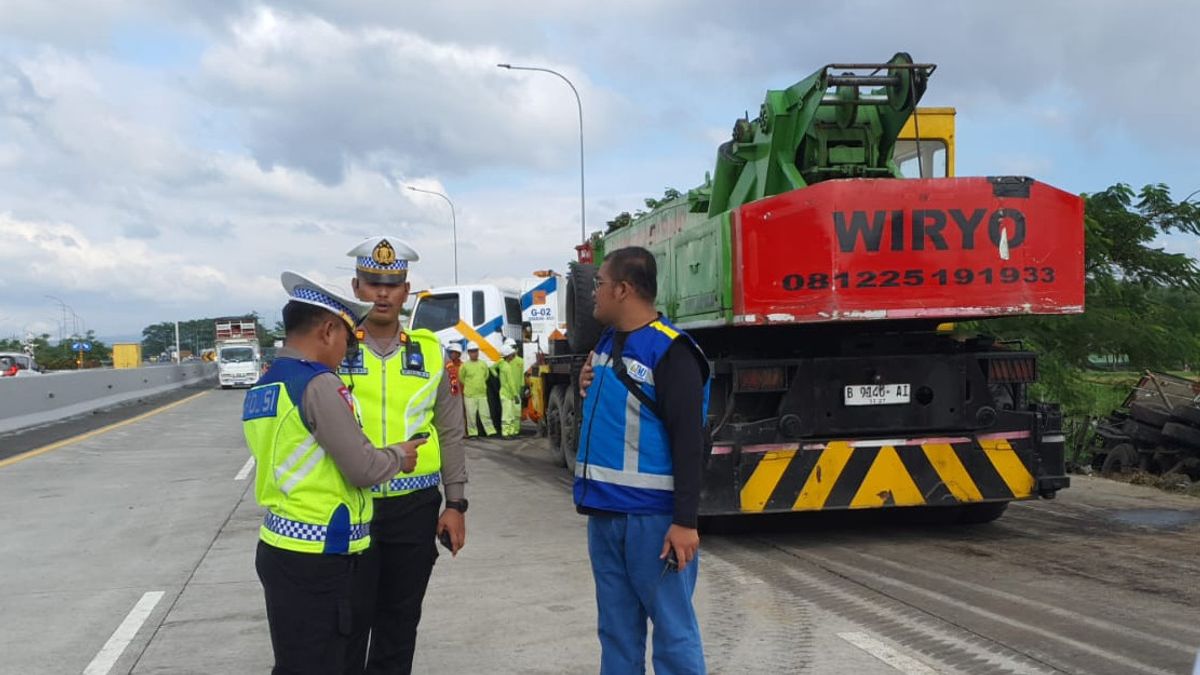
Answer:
[
  {"left": 1, "top": 0, "right": 1199, "bottom": 340},
  {"left": 197, "top": 7, "right": 625, "bottom": 185},
  {"left": 0, "top": 212, "right": 234, "bottom": 300}
]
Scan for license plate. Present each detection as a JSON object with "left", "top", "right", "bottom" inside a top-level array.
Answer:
[{"left": 844, "top": 383, "right": 911, "bottom": 406}]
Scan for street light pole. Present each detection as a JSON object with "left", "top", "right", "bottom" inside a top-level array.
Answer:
[
  {"left": 406, "top": 186, "right": 459, "bottom": 284},
  {"left": 497, "top": 63, "right": 586, "bottom": 244},
  {"left": 44, "top": 295, "right": 71, "bottom": 343}
]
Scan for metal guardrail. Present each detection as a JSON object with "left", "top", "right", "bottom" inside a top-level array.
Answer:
[{"left": 0, "top": 363, "right": 217, "bottom": 434}]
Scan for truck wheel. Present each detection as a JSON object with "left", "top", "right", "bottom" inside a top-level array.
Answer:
[
  {"left": 566, "top": 261, "right": 604, "bottom": 354},
  {"left": 546, "top": 386, "right": 566, "bottom": 467},
  {"left": 1129, "top": 402, "right": 1171, "bottom": 428},
  {"left": 955, "top": 502, "right": 1008, "bottom": 525},
  {"left": 1162, "top": 422, "right": 1200, "bottom": 450},
  {"left": 1101, "top": 443, "right": 1141, "bottom": 474},
  {"left": 561, "top": 388, "right": 580, "bottom": 476},
  {"left": 1169, "top": 404, "right": 1200, "bottom": 429}
]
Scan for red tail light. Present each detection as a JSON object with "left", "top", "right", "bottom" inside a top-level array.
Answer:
[
  {"left": 987, "top": 357, "right": 1037, "bottom": 383},
  {"left": 734, "top": 366, "right": 788, "bottom": 392}
]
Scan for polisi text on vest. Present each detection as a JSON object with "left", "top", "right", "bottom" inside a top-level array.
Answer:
[{"left": 832, "top": 208, "right": 1026, "bottom": 253}]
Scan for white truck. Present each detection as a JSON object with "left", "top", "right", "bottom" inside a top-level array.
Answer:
[
  {"left": 408, "top": 271, "right": 567, "bottom": 433},
  {"left": 409, "top": 271, "right": 565, "bottom": 367},
  {"left": 215, "top": 317, "right": 262, "bottom": 389}
]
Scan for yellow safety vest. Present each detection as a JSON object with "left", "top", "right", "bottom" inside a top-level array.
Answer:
[
  {"left": 243, "top": 358, "right": 373, "bottom": 554},
  {"left": 340, "top": 328, "right": 444, "bottom": 497}
]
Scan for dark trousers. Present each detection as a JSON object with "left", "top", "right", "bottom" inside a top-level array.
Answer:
[
  {"left": 357, "top": 487, "right": 441, "bottom": 675},
  {"left": 256, "top": 541, "right": 372, "bottom": 675}
]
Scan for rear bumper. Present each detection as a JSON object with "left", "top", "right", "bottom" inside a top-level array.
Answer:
[
  {"left": 219, "top": 374, "right": 260, "bottom": 387},
  {"left": 699, "top": 406, "right": 1068, "bottom": 516}
]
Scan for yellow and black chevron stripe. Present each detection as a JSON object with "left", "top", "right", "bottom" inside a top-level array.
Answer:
[{"left": 738, "top": 437, "right": 1036, "bottom": 513}]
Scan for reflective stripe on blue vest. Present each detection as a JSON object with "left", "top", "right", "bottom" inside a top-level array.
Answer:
[{"left": 573, "top": 318, "right": 709, "bottom": 515}]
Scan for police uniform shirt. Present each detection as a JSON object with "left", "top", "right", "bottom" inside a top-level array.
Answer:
[
  {"left": 277, "top": 346, "right": 410, "bottom": 487},
  {"left": 361, "top": 330, "right": 468, "bottom": 501}
]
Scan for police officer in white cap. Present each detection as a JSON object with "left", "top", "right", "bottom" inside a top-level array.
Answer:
[
  {"left": 341, "top": 236, "right": 468, "bottom": 674},
  {"left": 245, "top": 272, "right": 425, "bottom": 675}
]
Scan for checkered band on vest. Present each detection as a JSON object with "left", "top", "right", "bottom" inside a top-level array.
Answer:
[
  {"left": 263, "top": 513, "right": 369, "bottom": 542},
  {"left": 357, "top": 256, "right": 409, "bottom": 271},
  {"left": 370, "top": 472, "right": 441, "bottom": 493},
  {"left": 291, "top": 287, "right": 354, "bottom": 318}
]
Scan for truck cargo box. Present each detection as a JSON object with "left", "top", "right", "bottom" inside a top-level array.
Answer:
[{"left": 732, "top": 176, "right": 1084, "bottom": 324}]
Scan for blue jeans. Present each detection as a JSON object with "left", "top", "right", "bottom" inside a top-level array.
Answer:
[{"left": 587, "top": 513, "right": 705, "bottom": 675}]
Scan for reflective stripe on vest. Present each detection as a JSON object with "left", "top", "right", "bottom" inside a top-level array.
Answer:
[
  {"left": 244, "top": 358, "right": 373, "bottom": 555},
  {"left": 264, "top": 513, "right": 370, "bottom": 543},
  {"left": 573, "top": 318, "right": 710, "bottom": 515},
  {"left": 371, "top": 473, "right": 442, "bottom": 494},
  {"left": 339, "top": 328, "right": 445, "bottom": 497}
]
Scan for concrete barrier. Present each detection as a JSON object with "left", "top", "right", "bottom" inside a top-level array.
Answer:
[{"left": 0, "top": 363, "right": 218, "bottom": 435}]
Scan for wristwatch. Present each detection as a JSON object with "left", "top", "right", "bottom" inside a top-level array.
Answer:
[{"left": 445, "top": 499, "right": 469, "bottom": 513}]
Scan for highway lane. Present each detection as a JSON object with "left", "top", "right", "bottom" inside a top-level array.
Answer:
[
  {"left": 0, "top": 389, "right": 254, "bottom": 675},
  {"left": 0, "top": 383, "right": 213, "bottom": 463},
  {"left": 2, "top": 388, "right": 1198, "bottom": 674}
]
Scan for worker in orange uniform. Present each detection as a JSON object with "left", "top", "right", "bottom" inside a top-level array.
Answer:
[{"left": 445, "top": 342, "right": 464, "bottom": 398}]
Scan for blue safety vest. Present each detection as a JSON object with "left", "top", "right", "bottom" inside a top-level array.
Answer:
[{"left": 573, "top": 317, "right": 710, "bottom": 515}]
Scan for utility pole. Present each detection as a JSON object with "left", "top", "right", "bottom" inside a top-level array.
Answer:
[
  {"left": 406, "top": 186, "right": 459, "bottom": 284},
  {"left": 497, "top": 63, "right": 587, "bottom": 243},
  {"left": 174, "top": 321, "right": 181, "bottom": 364}
]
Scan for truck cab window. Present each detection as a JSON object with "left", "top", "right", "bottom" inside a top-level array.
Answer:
[
  {"left": 504, "top": 296, "right": 522, "bottom": 326},
  {"left": 412, "top": 294, "right": 461, "bottom": 332},
  {"left": 219, "top": 347, "right": 257, "bottom": 363},
  {"left": 894, "top": 139, "right": 948, "bottom": 178},
  {"left": 473, "top": 291, "right": 486, "bottom": 326}
]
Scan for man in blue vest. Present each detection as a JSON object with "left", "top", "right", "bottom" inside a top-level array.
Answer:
[
  {"left": 245, "top": 272, "right": 426, "bottom": 675},
  {"left": 575, "top": 246, "right": 710, "bottom": 674}
]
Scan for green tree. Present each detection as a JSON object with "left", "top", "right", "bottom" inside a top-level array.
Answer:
[
  {"left": 2, "top": 332, "right": 110, "bottom": 370},
  {"left": 986, "top": 183, "right": 1200, "bottom": 412}
]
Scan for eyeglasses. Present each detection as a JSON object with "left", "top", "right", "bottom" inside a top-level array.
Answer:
[{"left": 593, "top": 277, "right": 611, "bottom": 292}]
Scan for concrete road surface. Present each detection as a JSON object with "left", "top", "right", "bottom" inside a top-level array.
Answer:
[{"left": 1, "top": 390, "right": 1198, "bottom": 674}]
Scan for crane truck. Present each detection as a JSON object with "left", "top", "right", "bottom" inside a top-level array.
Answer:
[{"left": 532, "top": 53, "right": 1083, "bottom": 523}]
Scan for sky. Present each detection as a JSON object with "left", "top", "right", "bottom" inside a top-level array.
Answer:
[{"left": 1, "top": 0, "right": 1198, "bottom": 342}]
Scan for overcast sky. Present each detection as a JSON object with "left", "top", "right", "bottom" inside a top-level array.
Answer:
[{"left": 2, "top": 1, "right": 1198, "bottom": 341}]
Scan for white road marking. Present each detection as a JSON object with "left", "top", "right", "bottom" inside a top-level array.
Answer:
[
  {"left": 234, "top": 456, "right": 255, "bottom": 481},
  {"left": 82, "top": 590, "right": 164, "bottom": 675},
  {"left": 838, "top": 632, "right": 939, "bottom": 674}
]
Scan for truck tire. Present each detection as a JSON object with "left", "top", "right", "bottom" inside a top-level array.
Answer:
[
  {"left": 1169, "top": 404, "right": 1200, "bottom": 429},
  {"left": 1129, "top": 401, "right": 1171, "bottom": 428},
  {"left": 545, "top": 386, "right": 566, "bottom": 467},
  {"left": 1162, "top": 422, "right": 1200, "bottom": 450},
  {"left": 561, "top": 388, "right": 580, "bottom": 476},
  {"left": 1121, "top": 419, "right": 1164, "bottom": 447},
  {"left": 1101, "top": 443, "right": 1141, "bottom": 474},
  {"left": 955, "top": 502, "right": 1008, "bottom": 525},
  {"left": 566, "top": 261, "right": 603, "bottom": 354}
]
